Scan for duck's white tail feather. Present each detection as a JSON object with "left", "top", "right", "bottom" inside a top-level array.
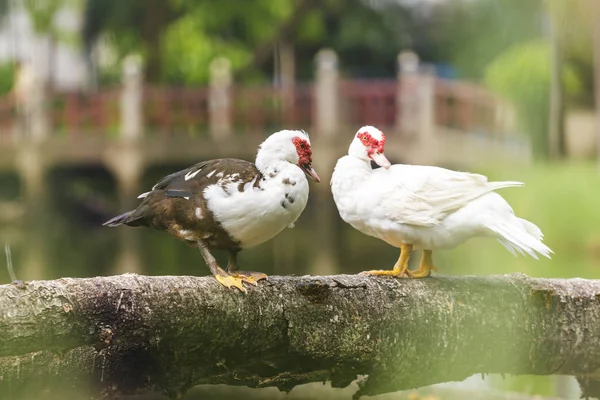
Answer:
[
  {"left": 487, "top": 181, "right": 524, "bottom": 191},
  {"left": 489, "top": 217, "right": 553, "bottom": 260}
]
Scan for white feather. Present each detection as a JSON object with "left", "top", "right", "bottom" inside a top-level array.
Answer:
[
  {"left": 205, "top": 167, "right": 308, "bottom": 248},
  {"left": 185, "top": 169, "right": 202, "bottom": 181},
  {"left": 331, "top": 127, "right": 552, "bottom": 259},
  {"left": 204, "top": 130, "right": 312, "bottom": 249}
]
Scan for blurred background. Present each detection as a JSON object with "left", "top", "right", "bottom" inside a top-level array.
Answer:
[{"left": 0, "top": 0, "right": 598, "bottom": 398}]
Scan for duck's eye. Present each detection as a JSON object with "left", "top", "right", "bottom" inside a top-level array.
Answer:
[{"left": 361, "top": 135, "right": 367, "bottom": 140}]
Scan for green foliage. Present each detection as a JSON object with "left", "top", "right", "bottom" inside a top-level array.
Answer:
[
  {"left": 22, "top": 0, "right": 82, "bottom": 61},
  {"left": 0, "top": 0, "right": 9, "bottom": 21},
  {"left": 548, "top": 0, "right": 594, "bottom": 107},
  {"left": 161, "top": 0, "right": 294, "bottom": 85},
  {"left": 83, "top": 0, "right": 298, "bottom": 84},
  {"left": 439, "top": 161, "right": 600, "bottom": 280},
  {"left": 24, "top": 0, "right": 62, "bottom": 34},
  {"left": 0, "top": 62, "right": 15, "bottom": 96},
  {"left": 434, "top": 0, "right": 545, "bottom": 79},
  {"left": 434, "top": 0, "right": 594, "bottom": 107},
  {"left": 318, "top": 0, "right": 413, "bottom": 78},
  {"left": 83, "top": 0, "right": 420, "bottom": 84},
  {"left": 0, "top": 62, "right": 13, "bottom": 94},
  {"left": 484, "top": 40, "right": 581, "bottom": 158}
]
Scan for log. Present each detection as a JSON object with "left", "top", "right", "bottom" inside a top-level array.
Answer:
[
  {"left": 134, "top": 382, "right": 571, "bottom": 400},
  {"left": 1, "top": 273, "right": 600, "bottom": 399}
]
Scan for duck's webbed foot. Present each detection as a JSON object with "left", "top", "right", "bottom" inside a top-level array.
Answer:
[
  {"left": 230, "top": 271, "right": 268, "bottom": 285},
  {"left": 227, "top": 252, "right": 268, "bottom": 286},
  {"left": 409, "top": 250, "right": 437, "bottom": 278},
  {"left": 361, "top": 269, "right": 410, "bottom": 277},
  {"left": 360, "top": 243, "right": 413, "bottom": 279},
  {"left": 214, "top": 271, "right": 247, "bottom": 293},
  {"left": 197, "top": 242, "right": 247, "bottom": 293}
]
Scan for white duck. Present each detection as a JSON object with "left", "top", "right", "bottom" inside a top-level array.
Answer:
[
  {"left": 330, "top": 125, "right": 552, "bottom": 278},
  {"left": 104, "top": 130, "right": 320, "bottom": 292}
]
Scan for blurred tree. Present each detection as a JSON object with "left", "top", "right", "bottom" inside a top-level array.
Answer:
[
  {"left": 294, "top": 0, "right": 415, "bottom": 79},
  {"left": 162, "top": 0, "right": 300, "bottom": 84},
  {"left": 23, "top": 0, "right": 77, "bottom": 88},
  {"left": 0, "top": 62, "right": 15, "bottom": 95},
  {"left": 433, "top": 0, "right": 594, "bottom": 160},
  {"left": 0, "top": 0, "right": 9, "bottom": 21},
  {"left": 24, "top": 0, "right": 62, "bottom": 33},
  {"left": 432, "top": 0, "right": 545, "bottom": 79},
  {"left": 82, "top": 0, "right": 436, "bottom": 84},
  {"left": 434, "top": 0, "right": 594, "bottom": 107},
  {"left": 82, "top": 0, "right": 179, "bottom": 82},
  {"left": 546, "top": 0, "right": 594, "bottom": 107},
  {"left": 484, "top": 40, "right": 581, "bottom": 159},
  {"left": 83, "top": 0, "right": 319, "bottom": 84}
]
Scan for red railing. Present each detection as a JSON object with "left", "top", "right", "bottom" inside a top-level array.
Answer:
[
  {"left": 232, "top": 83, "right": 313, "bottom": 135},
  {"left": 0, "top": 78, "right": 510, "bottom": 141},
  {"left": 434, "top": 79, "right": 499, "bottom": 135},
  {"left": 340, "top": 79, "right": 397, "bottom": 129},
  {"left": 144, "top": 86, "right": 210, "bottom": 135},
  {"left": 51, "top": 88, "right": 120, "bottom": 135}
]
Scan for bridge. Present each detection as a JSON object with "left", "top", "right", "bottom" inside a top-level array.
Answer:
[{"left": 0, "top": 51, "right": 529, "bottom": 207}]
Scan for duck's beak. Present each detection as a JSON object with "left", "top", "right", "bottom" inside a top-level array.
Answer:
[
  {"left": 370, "top": 152, "right": 391, "bottom": 169},
  {"left": 301, "top": 163, "right": 321, "bottom": 182}
]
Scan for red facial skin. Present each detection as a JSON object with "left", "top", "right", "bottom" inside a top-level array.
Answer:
[
  {"left": 292, "top": 137, "right": 313, "bottom": 166},
  {"left": 357, "top": 131, "right": 385, "bottom": 155}
]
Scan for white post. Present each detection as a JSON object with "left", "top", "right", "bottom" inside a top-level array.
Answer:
[
  {"left": 418, "top": 64, "right": 436, "bottom": 142},
  {"left": 30, "top": 79, "right": 49, "bottom": 143},
  {"left": 396, "top": 51, "right": 420, "bottom": 137},
  {"left": 396, "top": 51, "right": 435, "bottom": 142},
  {"left": 314, "top": 49, "right": 339, "bottom": 137},
  {"left": 209, "top": 57, "right": 232, "bottom": 139},
  {"left": 14, "top": 62, "right": 49, "bottom": 143},
  {"left": 120, "top": 55, "right": 143, "bottom": 141}
]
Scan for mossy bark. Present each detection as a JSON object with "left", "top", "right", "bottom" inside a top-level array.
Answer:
[{"left": 1, "top": 273, "right": 600, "bottom": 399}]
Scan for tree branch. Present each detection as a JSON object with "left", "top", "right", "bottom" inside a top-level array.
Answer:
[{"left": 1, "top": 273, "right": 600, "bottom": 399}]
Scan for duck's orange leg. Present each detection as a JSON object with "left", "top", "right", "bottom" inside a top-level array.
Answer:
[
  {"left": 360, "top": 243, "right": 412, "bottom": 278},
  {"left": 226, "top": 251, "right": 268, "bottom": 286},
  {"left": 409, "top": 249, "right": 438, "bottom": 278}
]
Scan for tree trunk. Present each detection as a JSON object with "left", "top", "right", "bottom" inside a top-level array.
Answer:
[
  {"left": 238, "top": 0, "right": 318, "bottom": 76},
  {"left": 1, "top": 273, "right": 600, "bottom": 399},
  {"left": 140, "top": 0, "right": 171, "bottom": 82},
  {"left": 592, "top": 0, "right": 600, "bottom": 170},
  {"left": 547, "top": 10, "right": 565, "bottom": 160}
]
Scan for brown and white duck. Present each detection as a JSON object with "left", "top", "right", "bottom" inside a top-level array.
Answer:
[{"left": 103, "top": 130, "right": 320, "bottom": 292}]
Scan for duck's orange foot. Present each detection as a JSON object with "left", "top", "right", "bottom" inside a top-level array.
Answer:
[
  {"left": 409, "top": 250, "right": 437, "bottom": 278},
  {"left": 407, "top": 267, "right": 435, "bottom": 278},
  {"left": 215, "top": 274, "right": 247, "bottom": 293},
  {"left": 359, "top": 269, "right": 410, "bottom": 278},
  {"left": 230, "top": 271, "right": 268, "bottom": 286}
]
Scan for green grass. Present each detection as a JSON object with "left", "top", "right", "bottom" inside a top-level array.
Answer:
[{"left": 437, "top": 161, "right": 600, "bottom": 279}]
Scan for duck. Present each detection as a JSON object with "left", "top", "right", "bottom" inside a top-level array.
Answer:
[
  {"left": 330, "top": 125, "right": 552, "bottom": 278},
  {"left": 103, "top": 129, "right": 320, "bottom": 292}
]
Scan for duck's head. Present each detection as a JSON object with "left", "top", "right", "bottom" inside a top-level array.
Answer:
[
  {"left": 348, "top": 126, "right": 391, "bottom": 169},
  {"left": 257, "top": 129, "right": 320, "bottom": 182}
]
